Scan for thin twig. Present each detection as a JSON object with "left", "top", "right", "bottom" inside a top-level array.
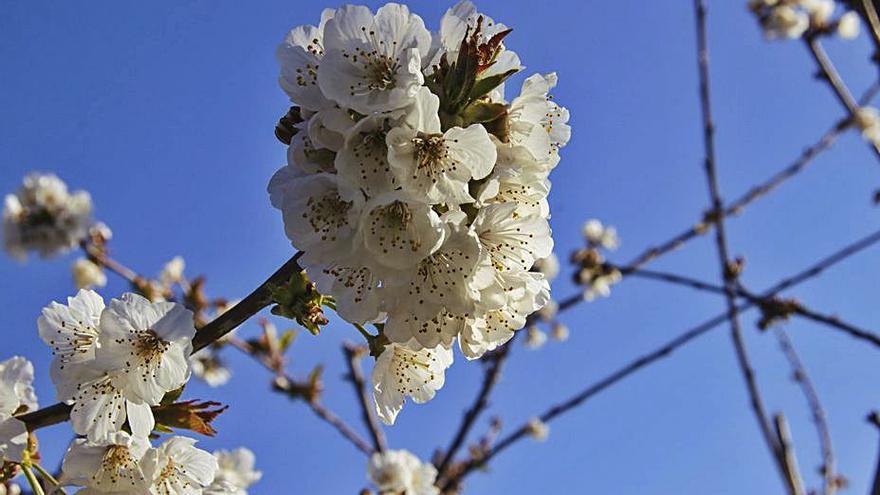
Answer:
[
  {"left": 694, "top": 2, "right": 796, "bottom": 490},
  {"left": 82, "top": 242, "right": 140, "bottom": 283},
  {"left": 343, "top": 342, "right": 387, "bottom": 453},
  {"left": 860, "top": 0, "right": 880, "bottom": 53},
  {"left": 308, "top": 400, "right": 374, "bottom": 456},
  {"left": 435, "top": 344, "right": 510, "bottom": 481},
  {"left": 227, "top": 336, "right": 375, "bottom": 456},
  {"left": 868, "top": 411, "right": 880, "bottom": 495},
  {"left": 774, "top": 413, "right": 808, "bottom": 495},
  {"left": 774, "top": 328, "right": 838, "bottom": 495},
  {"left": 623, "top": 267, "right": 880, "bottom": 349},
  {"left": 805, "top": 36, "right": 880, "bottom": 159}
]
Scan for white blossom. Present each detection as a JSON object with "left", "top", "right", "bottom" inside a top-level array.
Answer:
[
  {"left": 3, "top": 173, "right": 93, "bottom": 260},
  {"left": 582, "top": 219, "right": 619, "bottom": 250},
  {"left": 61, "top": 431, "right": 151, "bottom": 493},
  {"left": 72, "top": 258, "right": 107, "bottom": 289},
  {"left": 536, "top": 299, "right": 558, "bottom": 322},
  {"left": 38, "top": 289, "right": 104, "bottom": 388},
  {"left": 551, "top": 322, "right": 569, "bottom": 342},
  {"left": 0, "top": 357, "right": 36, "bottom": 463},
  {"left": 358, "top": 193, "right": 445, "bottom": 272},
  {"left": 431, "top": 0, "right": 521, "bottom": 80},
  {"left": 96, "top": 294, "right": 195, "bottom": 407},
  {"left": 527, "top": 417, "right": 549, "bottom": 441},
  {"left": 142, "top": 436, "right": 218, "bottom": 495},
  {"left": 532, "top": 253, "right": 560, "bottom": 281},
  {"left": 160, "top": 256, "right": 186, "bottom": 287},
  {"left": 583, "top": 268, "right": 622, "bottom": 302},
  {"left": 0, "top": 357, "right": 37, "bottom": 412},
  {"left": 207, "top": 448, "right": 262, "bottom": 495},
  {"left": 277, "top": 8, "right": 336, "bottom": 112},
  {"left": 268, "top": 172, "right": 364, "bottom": 266},
  {"left": 318, "top": 4, "right": 431, "bottom": 114},
  {"left": 46, "top": 293, "right": 195, "bottom": 441},
  {"left": 837, "top": 11, "right": 860, "bottom": 39},
  {"left": 386, "top": 89, "right": 497, "bottom": 204},
  {"left": 368, "top": 449, "right": 438, "bottom": 495},
  {"left": 524, "top": 325, "right": 547, "bottom": 350},
  {"left": 372, "top": 340, "right": 453, "bottom": 425},
  {"left": 191, "top": 348, "right": 232, "bottom": 388},
  {"left": 0, "top": 483, "right": 21, "bottom": 495},
  {"left": 856, "top": 107, "right": 880, "bottom": 147}
]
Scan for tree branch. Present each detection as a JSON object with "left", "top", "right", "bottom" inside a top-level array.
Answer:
[
  {"left": 693, "top": 2, "right": 795, "bottom": 490},
  {"left": 622, "top": 267, "right": 880, "bottom": 349},
  {"left": 435, "top": 343, "right": 511, "bottom": 482},
  {"left": 774, "top": 328, "right": 838, "bottom": 495},
  {"left": 343, "top": 342, "right": 387, "bottom": 453},
  {"left": 806, "top": 35, "right": 880, "bottom": 160}
]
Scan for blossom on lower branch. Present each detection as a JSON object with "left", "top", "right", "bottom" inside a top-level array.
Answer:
[
  {"left": 38, "top": 290, "right": 195, "bottom": 441},
  {"left": 372, "top": 340, "right": 453, "bottom": 425},
  {"left": 270, "top": 0, "right": 569, "bottom": 424},
  {"left": 0, "top": 357, "right": 37, "bottom": 463},
  {"left": 61, "top": 434, "right": 220, "bottom": 494},
  {"left": 207, "top": 448, "right": 262, "bottom": 495},
  {"left": 368, "top": 449, "right": 438, "bottom": 495}
]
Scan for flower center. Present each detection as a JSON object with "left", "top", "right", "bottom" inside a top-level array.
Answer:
[
  {"left": 412, "top": 134, "right": 453, "bottom": 183},
  {"left": 382, "top": 201, "right": 412, "bottom": 229},
  {"left": 134, "top": 330, "right": 169, "bottom": 363},
  {"left": 96, "top": 445, "right": 138, "bottom": 485},
  {"left": 304, "top": 193, "right": 352, "bottom": 241}
]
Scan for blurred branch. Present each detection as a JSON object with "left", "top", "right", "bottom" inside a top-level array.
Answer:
[
  {"left": 868, "top": 411, "right": 880, "bottom": 495},
  {"left": 228, "top": 335, "right": 375, "bottom": 456},
  {"left": 805, "top": 36, "right": 880, "bottom": 160},
  {"left": 774, "top": 413, "right": 808, "bottom": 495},
  {"left": 436, "top": 343, "right": 511, "bottom": 482},
  {"left": 622, "top": 267, "right": 880, "bottom": 349},
  {"left": 774, "top": 328, "right": 839, "bottom": 495},
  {"left": 693, "top": 2, "right": 796, "bottom": 491},
  {"left": 343, "top": 342, "right": 387, "bottom": 453}
]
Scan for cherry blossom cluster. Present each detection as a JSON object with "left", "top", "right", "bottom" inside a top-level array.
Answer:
[
  {"left": 0, "top": 283, "right": 260, "bottom": 494},
  {"left": 748, "top": 0, "right": 860, "bottom": 40},
  {"left": 269, "top": 0, "right": 569, "bottom": 424},
  {"left": 3, "top": 173, "right": 93, "bottom": 261},
  {"left": 571, "top": 219, "right": 621, "bottom": 302}
]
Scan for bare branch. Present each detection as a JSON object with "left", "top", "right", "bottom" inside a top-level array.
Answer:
[
  {"left": 693, "top": 2, "right": 796, "bottom": 490},
  {"left": 805, "top": 35, "right": 880, "bottom": 160},
  {"left": 774, "top": 413, "right": 808, "bottom": 495},
  {"left": 343, "top": 342, "right": 387, "bottom": 453},
  {"left": 774, "top": 329, "right": 838, "bottom": 495},
  {"left": 436, "top": 343, "right": 511, "bottom": 481},
  {"left": 623, "top": 267, "right": 880, "bottom": 349}
]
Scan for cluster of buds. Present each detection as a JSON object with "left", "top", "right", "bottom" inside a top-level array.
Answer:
[
  {"left": 571, "top": 219, "right": 622, "bottom": 302},
  {"left": 748, "top": 0, "right": 861, "bottom": 40},
  {"left": 269, "top": 269, "right": 331, "bottom": 336},
  {"left": 756, "top": 296, "right": 804, "bottom": 330}
]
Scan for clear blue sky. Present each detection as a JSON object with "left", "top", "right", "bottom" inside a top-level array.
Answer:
[{"left": 2, "top": 1, "right": 879, "bottom": 493}]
